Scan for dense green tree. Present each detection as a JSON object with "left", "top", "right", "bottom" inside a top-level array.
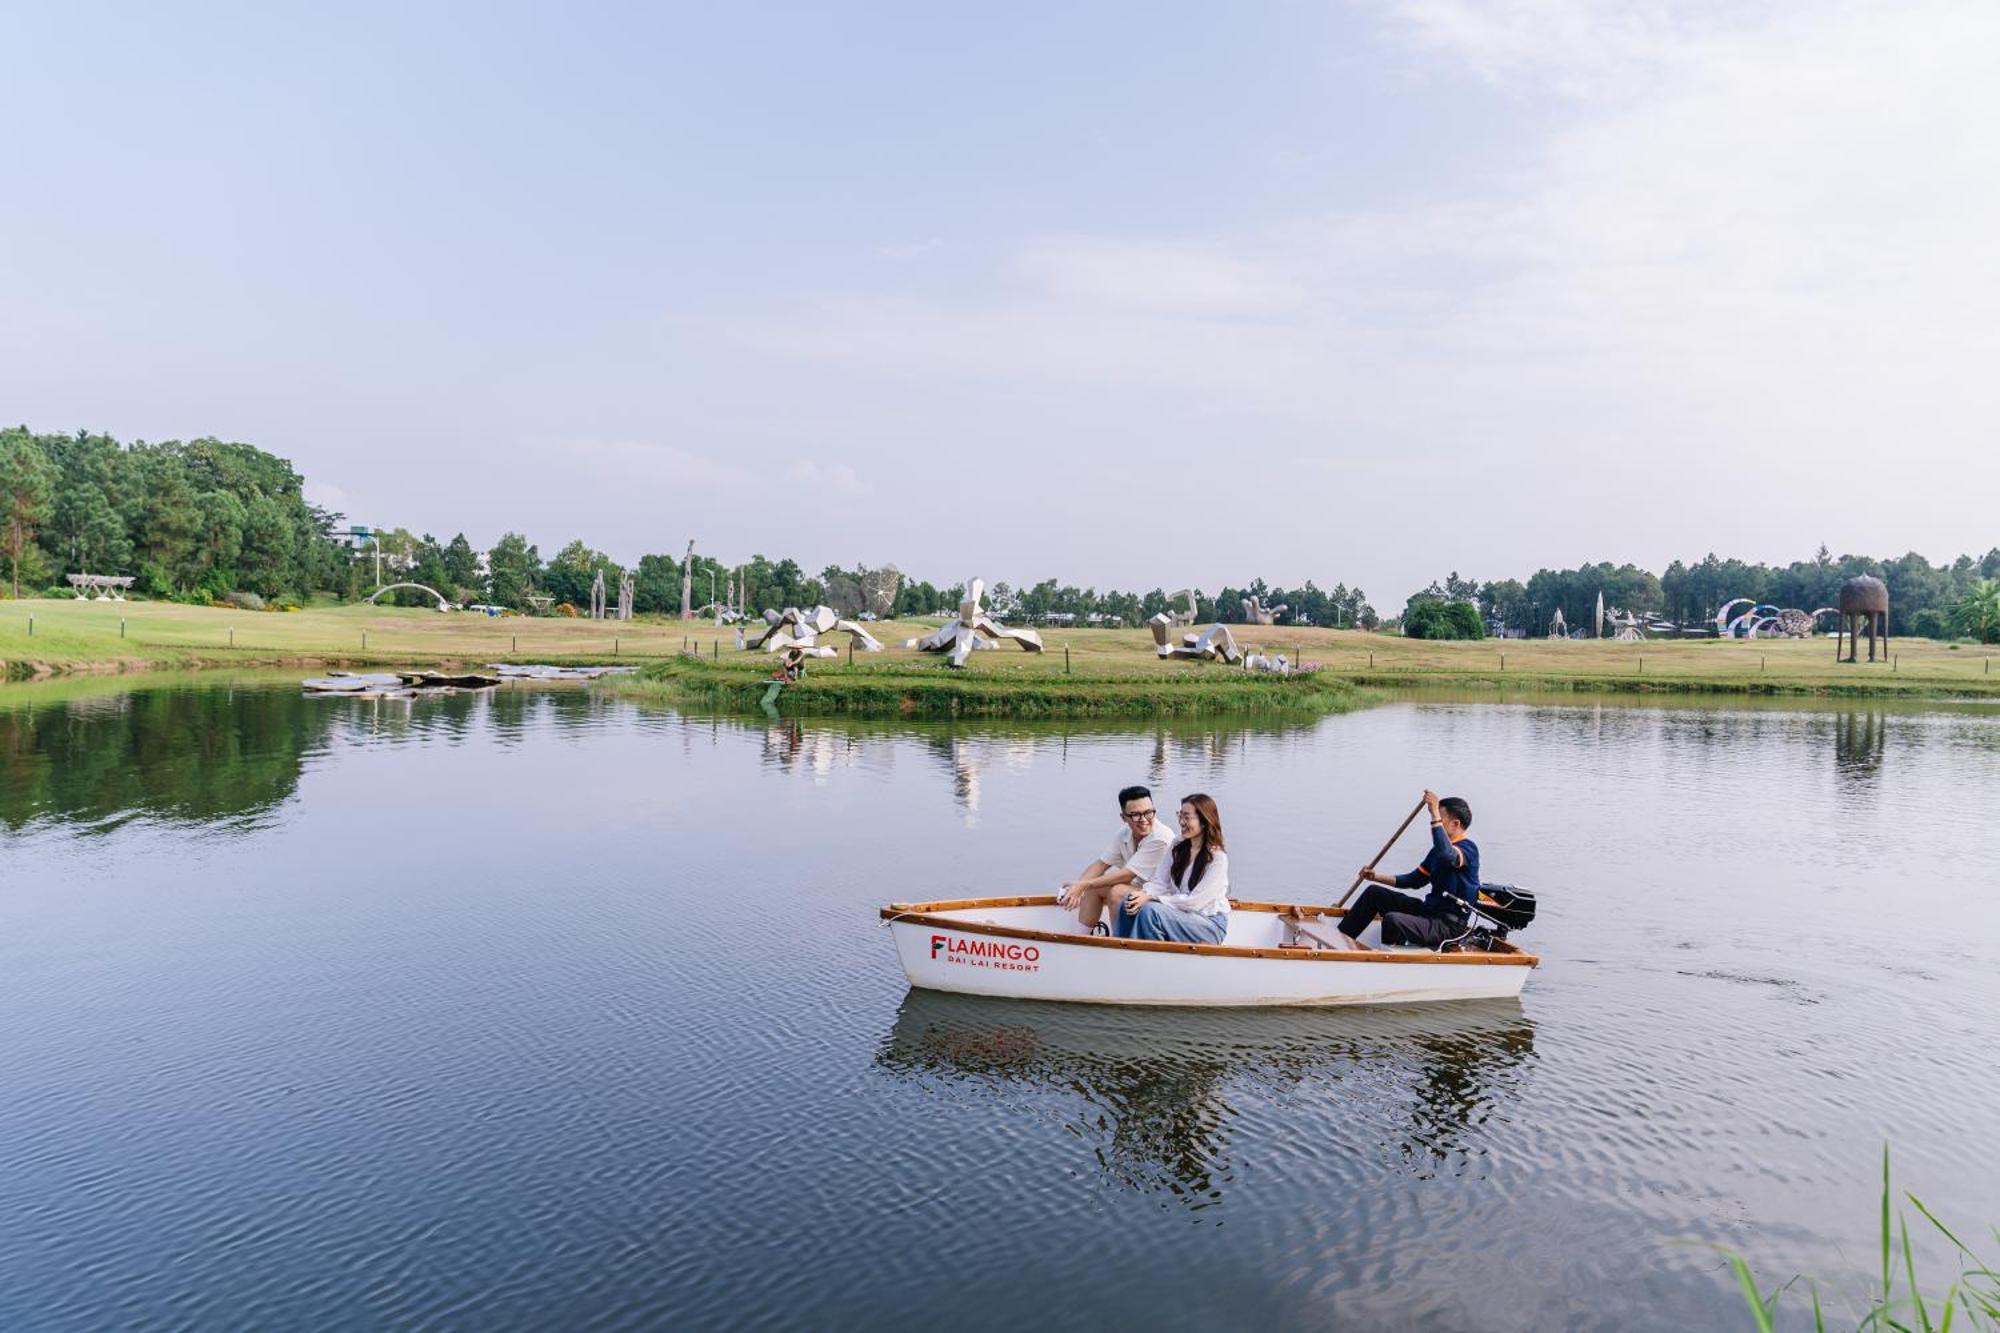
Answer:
[
  {"left": 486, "top": 532, "right": 541, "bottom": 608},
  {"left": 1952, "top": 580, "right": 2000, "bottom": 644},
  {"left": 543, "top": 539, "right": 621, "bottom": 610},
  {"left": 442, "top": 533, "right": 479, "bottom": 592},
  {"left": 1403, "top": 595, "right": 1484, "bottom": 640},
  {"left": 632, "top": 552, "right": 681, "bottom": 614},
  {"left": 0, "top": 430, "right": 57, "bottom": 597}
]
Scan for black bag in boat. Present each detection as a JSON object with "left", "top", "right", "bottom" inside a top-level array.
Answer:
[{"left": 1476, "top": 884, "right": 1537, "bottom": 933}]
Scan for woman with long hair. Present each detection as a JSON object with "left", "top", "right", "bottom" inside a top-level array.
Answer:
[{"left": 1109, "top": 793, "right": 1231, "bottom": 944}]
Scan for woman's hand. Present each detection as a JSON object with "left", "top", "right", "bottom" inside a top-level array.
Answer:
[
  {"left": 1122, "top": 888, "right": 1152, "bottom": 915},
  {"left": 1057, "top": 879, "right": 1090, "bottom": 908}
]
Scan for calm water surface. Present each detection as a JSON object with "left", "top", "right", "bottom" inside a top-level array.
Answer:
[{"left": 3, "top": 679, "right": 1997, "bottom": 1331}]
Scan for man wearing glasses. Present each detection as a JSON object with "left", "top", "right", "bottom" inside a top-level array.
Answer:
[{"left": 1057, "top": 786, "right": 1175, "bottom": 935}]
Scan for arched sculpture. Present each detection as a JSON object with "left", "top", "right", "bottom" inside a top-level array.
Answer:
[
  {"left": 1150, "top": 615, "right": 1244, "bottom": 665},
  {"left": 1836, "top": 575, "right": 1889, "bottom": 663},
  {"left": 903, "top": 579, "right": 1044, "bottom": 668},
  {"left": 365, "top": 582, "right": 451, "bottom": 611},
  {"left": 750, "top": 605, "right": 884, "bottom": 657},
  {"left": 1241, "top": 596, "right": 1288, "bottom": 626}
]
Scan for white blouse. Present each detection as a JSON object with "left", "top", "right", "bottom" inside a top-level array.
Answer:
[{"left": 1143, "top": 842, "right": 1230, "bottom": 918}]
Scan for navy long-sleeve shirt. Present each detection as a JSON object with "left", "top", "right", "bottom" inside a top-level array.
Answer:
[{"left": 1392, "top": 825, "right": 1481, "bottom": 911}]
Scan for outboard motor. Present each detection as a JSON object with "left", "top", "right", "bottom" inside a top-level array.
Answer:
[
  {"left": 1478, "top": 884, "right": 1537, "bottom": 934},
  {"left": 1456, "top": 884, "right": 1536, "bottom": 952}
]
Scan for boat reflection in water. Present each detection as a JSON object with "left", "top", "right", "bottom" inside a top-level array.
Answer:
[{"left": 875, "top": 990, "right": 1537, "bottom": 1205}]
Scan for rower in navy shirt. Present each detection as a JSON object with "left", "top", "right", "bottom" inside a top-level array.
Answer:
[{"left": 1335, "top": 791, "right": 1480, "bottom": 949}]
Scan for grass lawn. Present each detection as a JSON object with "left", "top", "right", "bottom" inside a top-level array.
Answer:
[{"left": 3, "top": 599, "right": 1996, "bottom": 708}]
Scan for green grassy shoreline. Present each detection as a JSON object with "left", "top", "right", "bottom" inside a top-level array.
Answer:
[
  {"left": 4, "top": 600, "right": 1996, "bottom": 713},
  {"left": 611, "top": 656, "right": 1378, "bottom": 718}
]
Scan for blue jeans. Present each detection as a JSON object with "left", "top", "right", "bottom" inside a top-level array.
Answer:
[{"left": 1110, "top": 901, "right": 1228, "bottom": 944}]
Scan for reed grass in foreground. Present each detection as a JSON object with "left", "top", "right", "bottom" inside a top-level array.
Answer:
[{"left": 1726, "top": 1149, "right": 2000, "bottom": 1331}]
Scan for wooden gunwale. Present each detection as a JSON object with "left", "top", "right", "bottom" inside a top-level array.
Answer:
[{"left": 881, "top": 896, "right": 1538, "bottom": 967}]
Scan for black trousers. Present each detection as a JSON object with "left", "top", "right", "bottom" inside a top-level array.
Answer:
[{"left": 1338, "top": 885, "right": 1466, "bottom": 947}]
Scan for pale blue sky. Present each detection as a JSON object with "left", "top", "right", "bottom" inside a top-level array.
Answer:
[{"left": 6, "top": 1, "right": 1996, "bottom": 602}]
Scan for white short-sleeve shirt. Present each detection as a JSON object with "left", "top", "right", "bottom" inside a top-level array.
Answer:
[{"left": 1106, "top": 823, "right": 1174, "bottom": 883}]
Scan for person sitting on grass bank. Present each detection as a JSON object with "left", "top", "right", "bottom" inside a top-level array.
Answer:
[
  {"left": 1333, "top": 790, "right": 1479, "bottom": 950},
  {"left": 1057, "top": 785, "right": 1173, "bottom": 935},
  {"left": 1109, "top": 793, "right": 1231, "bottom": 945}
]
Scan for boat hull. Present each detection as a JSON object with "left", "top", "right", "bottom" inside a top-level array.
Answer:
[{"left": 884, "top": 898, "right": 1535, "bottom": 1008}]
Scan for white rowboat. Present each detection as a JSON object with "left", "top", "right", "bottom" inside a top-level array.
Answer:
[{"left": 882, "top": 896, "right": 1538, "bottom": 1007}]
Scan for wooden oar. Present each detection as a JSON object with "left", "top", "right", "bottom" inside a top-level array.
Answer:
[{"left": 1337, "top": 799, "right": 1428, "bottom": 906}]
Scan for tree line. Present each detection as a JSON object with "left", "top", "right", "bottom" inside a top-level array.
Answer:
[
  {"left": 1405, "top": 547, "right": 2000, "bottom": 642},
  {"left": 4, "top": 427, "right": 1991, "bottom": 640},
  {"left": 0, "top": 428, "right": 1384, "bottom": 626},
  {"left": 0, "top": 427, "right": 347, "bottom": 602}
]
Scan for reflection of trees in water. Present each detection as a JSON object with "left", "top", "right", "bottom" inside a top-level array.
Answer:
[
  {"left": 0, "top": 681, "right": 615, "bottom": 832},
  {"left": 738, "top": 713, "right": 1322, "bottom": 823},
  {"left": 1834, "top": 710, "right": 1886, "bottom": 780},
  {"left": 875, "top": 990, "right": 1536, "bottom": 1206},
  {"left": 0, "top": 683, "right": 341, "bottom": 831}
]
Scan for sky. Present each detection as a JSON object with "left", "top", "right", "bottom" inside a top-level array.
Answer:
[{"left": 5, "top": 0, "right": 1997, "bottom": 606}]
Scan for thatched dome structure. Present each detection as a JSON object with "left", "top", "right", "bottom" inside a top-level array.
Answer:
[{"left": 1838, "top": 575, "right": 1889, "bottom": 615}]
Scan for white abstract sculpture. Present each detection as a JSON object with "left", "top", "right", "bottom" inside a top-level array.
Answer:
[
  {"left": 1548, "top": 608, "right": 1568, "bottom": 640},
  {"left": 1604, "top": 605, "right": 1645, "bottom": 642},
  {"left": 1244, "top": 650, "right": 1291, "bottom": 674},
  {"left": 1165, "top": 589, "right": 1200, "bottom": 627},
  {"left": 66, "top": 573, "right": 135, "bottom": 601},
  {"left": 1150, "top": 614, "right": 1245, "bottom": 665},
  {"left": 618, "top": 570, "right": 634, "bottom": 622},
  {"left": 1241, "top": 596, "right": 1288, "bottom": 626},
  {"left": 903, "top": 579, "right": 1045, "bottom": 668},
  {"left": 589, "top": 569, "right": 607, "bottom": 619},
  {"left": 750, "top": 604, "right": 883, "bottom": 656}
]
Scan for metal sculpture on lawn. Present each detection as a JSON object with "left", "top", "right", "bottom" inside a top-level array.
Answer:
[
  {"left": 903, "top": 580, "right": 1044, "bottom": 668},
  {"left": 1547, "top": 608, "right": 1568, "bottom": 639},
  {"left": 1603, "top": 605, "right": 1645, "bottom": 642},
  {"left": 1151, "top": 616, "right": 1246, "bottom": 665},
  {"left": 750, "top": 605, "right": 884, "bottom": 657},
  {"left": 1714, "top": 596, "right": 1839, "bottom": 639},
  {"left": 1165, "top": 589, "right": 1200, "bottom": 627},
  {"left": 365, "top": 582, "right": 451, "bottom": 611},
  {"left": 66, "top": 573, "right": 135, "bottom": 600},
  {"left": 1835, "top": 575, "right": 1890, "bottom": 663},
  {"left": 1241, "top": 596, "right": 1288, "bottom": 626}
]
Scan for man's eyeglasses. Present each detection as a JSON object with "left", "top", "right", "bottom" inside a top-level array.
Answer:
[{"left": 1122, "top": 809, "right": 1156, "bottom": 822}]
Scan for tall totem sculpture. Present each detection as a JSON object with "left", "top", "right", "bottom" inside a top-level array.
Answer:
[
  {"left": 680, "top": 540, "right": 696, "bottom": 620},
  {"left": 617, "top": 570, "right": 635, "bottom": 621},
  {"left": 903, "top": 579, "right": 1044, "bottom": 668},
  {"left": 1836, "top": 575, "right": 1890, "bottom": 663},
  {"left": 589, "top": 569, "right": 607, "bottom": 619}
]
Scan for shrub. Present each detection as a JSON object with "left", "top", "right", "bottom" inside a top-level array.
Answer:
[
  {"left": 1404, "top": 597, "right": 1485, "bottom": 640},
  {"left": 224, "top": 591, "right": 265, "bottom": 612}
]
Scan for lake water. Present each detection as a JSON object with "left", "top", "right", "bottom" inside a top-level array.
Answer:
[{"left": 3, "top": 678, "right": 1997, "bottom": 1331}]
